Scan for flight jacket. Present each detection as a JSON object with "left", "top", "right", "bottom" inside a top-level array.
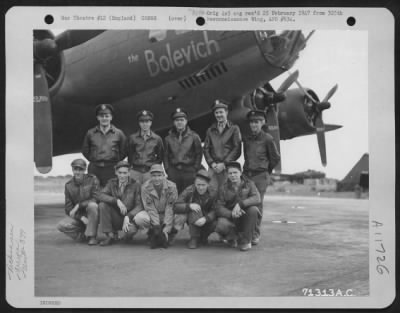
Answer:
[{"left": 203, "top": 121, "right": 242, "bottom": 166}]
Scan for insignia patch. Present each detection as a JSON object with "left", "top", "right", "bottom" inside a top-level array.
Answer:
[
  {"left": 101, "top": 104, "right": 106, "bottom": 110},
  {"left": 177, "top": 108, "right": 181, "bottom": 112},
  {"left": 143, "top": 110, "right": 147, "bottom": 115}
]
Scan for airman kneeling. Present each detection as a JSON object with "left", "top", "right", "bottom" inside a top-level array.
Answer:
[
  {"left": 141, "top": 164, "right": 178, "bottom": 249},
  {"left": 97, "top": 161, "right": 150, "bottom": 246},
  {"left": 215, "top": 161, "right": 261, "bottom": 251},
  {"left": 57, "top": 159, "right": 100, "bottom": 245},
  {"left": 173, "top": 170, "right": 217, "bottom": 249}
]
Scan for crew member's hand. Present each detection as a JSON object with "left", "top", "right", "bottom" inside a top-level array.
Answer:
[
  {"left": 80, "top": 216, "right": 89, "bottom": 225},
  {"left": 232, "top": 204, "right": 242, "bottom": 219},
  {"left": 215, "top": 163, "right": 225, "bottom": 174},
  {"left": 189, "top": 203, "right": 201, "bottom": 213},
  {"left": 211, "top": 162, "right": 218, "bottom": 171},
  {"left": 122, "top": 216, "right": 131, "bottom": 232},
  {"left": 117, "top": 199, "right": 127, "bottom": 215},
  {"left": 69, "top": 204, "right": 79, "bottom": 218},
  {"left": 194, "top": 217, "right": 207, "bottom": 227},
  {"left": 162, "top": 229, "right": 169, "bottom": 241}
]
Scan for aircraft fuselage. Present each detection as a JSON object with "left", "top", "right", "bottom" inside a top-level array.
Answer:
[{"left": 52, "top": 30, "right": 300, "bottom": 155}]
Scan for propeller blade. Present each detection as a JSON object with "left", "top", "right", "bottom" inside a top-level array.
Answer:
[
  {"left": 322, "top": 84, "right": 338, "bottom": 102},
  {"left": 34, "top": 63, "right": 53, "bottom": 173},
  {"left": 34, "top": 38, "right": 58, "bottom": 60},
  {"left": 265, "top": 108, "right": 282, "bottom": 173},
  {"left": 292, "top": 76, "right": 318, "bottom": 104},
  {"left": 277, "top": 70, "right": 299, "bottom": 93},
  {"left": 315, "top": 114, "right": 327, "bottom": 166}
]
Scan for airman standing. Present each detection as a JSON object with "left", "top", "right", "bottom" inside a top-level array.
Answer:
[
  {"left": 82, "top": 103, "right": 127, "bottom": 187},
  {"left": 204, "top": 100, "right": 242, "bottom": 191},
  {"left": 243, "top": 110, "right": 280, "bottom": 245},
  {"left": 127, "top": 110, "right": 164, "bottom": 184},
  {"left": 164, "top": 108, "right": 203, "bottom": 193}
]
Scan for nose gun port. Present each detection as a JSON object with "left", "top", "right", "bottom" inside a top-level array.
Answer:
[{"left": 255, "top": 30, "right": 307, "bottom": 70}]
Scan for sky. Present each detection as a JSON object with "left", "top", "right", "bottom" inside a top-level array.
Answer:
[{"left": 34, "top": 30, "right": 368, "bottom": 180}]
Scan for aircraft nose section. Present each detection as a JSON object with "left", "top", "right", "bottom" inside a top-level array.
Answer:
[{"left": 255, "top": 30, "right": 306, "bottom": 69}]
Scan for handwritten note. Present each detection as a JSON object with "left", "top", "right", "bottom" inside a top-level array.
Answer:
[{"left": 6, "top": 225, "right": 28, "bottom": 280}]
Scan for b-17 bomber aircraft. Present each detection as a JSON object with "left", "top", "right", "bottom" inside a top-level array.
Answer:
[{"left": 33, "top": 29, "right": 341, "bottom": 174}]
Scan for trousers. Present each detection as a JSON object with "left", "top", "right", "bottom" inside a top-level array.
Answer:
[
  {"left": 208, "top": 168, "right": 227, "bottom": 192},
  {"left": 88, "top": 163, "right": 116, "bottom": 187},
  {"left": 245, "top": 171, "right": 268, "bottom": 239},
  {"left": 57, "top": 202, "right": 99, "bottom": 239},
  {"left": 167, "top": 166, "right": 196, "bottom": 193},
  {"left": 215, "top": 206, "right": 259, "bottom": 244},
  {"left": 189, "top": 220, "right": 217, "bottom": 240},
  {"left": 130, "top": 169, "right": 151, "bottom": 184},
  {"left": 173, "top": 213, "right": 187, "bottom": 231},
  {"left": 99, "top": 202, "right": 150, "bottom": 234}
]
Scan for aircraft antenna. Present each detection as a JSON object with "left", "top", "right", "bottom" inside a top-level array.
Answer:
[{"left": 305, "top": 30, "right": 315, "bottom": 43}]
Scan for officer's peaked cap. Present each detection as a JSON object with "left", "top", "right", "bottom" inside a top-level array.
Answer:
[
  {"left": 137, "top": 110, "right": 154, "bottom": 121},
  {"left": 95, "top": 103, "right": 114, "bottom": 116},
  {"left": 211, "top": 99, "right": 229, "bottom": 112}
]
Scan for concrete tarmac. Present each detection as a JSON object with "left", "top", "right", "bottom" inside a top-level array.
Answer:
[{"left": 35, "top": 193, "right": 369, "bottom": 297}]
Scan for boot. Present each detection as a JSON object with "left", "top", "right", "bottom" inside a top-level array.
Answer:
[
  {"left": 88, "top": 237, "right": 98, "bottom": 245},
  {"left": 99, "top": 236, "right": 114, "bottom": 246},
  {"left": 239, "top": 242, "right": 252, "bottom": 251},
  {"left": 161, "top": 231, "right": 169, "bottom": 249},
  {"left": 251, "top": 235, "right": 260, "bottom": 246},
  {"left": 187, "top": 237, "right": 199, "bottom": 249},
  {"left": 168, "top": 228, "right": 178, "bottom": 245},
  {"left": 199, "top": 235, "right": 209, "bottom": 246},
  {"left": 227, "top": 239, "right": 238, "bottom": 248},
  {"left": 150, "top": 226, "right": 161, "bottom": 249}
]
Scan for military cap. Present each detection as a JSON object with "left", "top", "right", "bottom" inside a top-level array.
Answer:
[
  {"left": 150, "top": 164, "right": 165, "bottom": 174},
  {"left": 114, "top": 160, "right": 130, "bottom": 170},
  {"left": 171, "top": 108, "right": 188, "bottom": 120},
  {"left": 247, "top": 110, "right": 266, "bottom": 121},
  {"left": 195, "top": 169, "right": 211, "bottom": 182},
  {"left": 95, "top": 103, "right": 114, "bottom": 116},
  {"left": 137, "top": 110, "right": 154, "bottom": 121},
  {"left": 211, "top": 99, "right": 229, "bottom": 112},
  {"left": 71, "top": 158, "right": 87, "bottom": 169},
  {"left": 226, "top": 161, "right": 242, "bottom": 172}
]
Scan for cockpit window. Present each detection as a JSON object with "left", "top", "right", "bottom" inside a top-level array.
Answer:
[
  {"left": 255, "top": 30, "right": 306, "bottom": 69},
  {"left": 257, "top": 31, "right": 277, "bottom": 40},
  {"left": 149, "top": 30, "right": 167, "bottom": 42}
]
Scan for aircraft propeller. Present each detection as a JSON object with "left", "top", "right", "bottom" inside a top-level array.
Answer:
[
  {"left": 33, "top": 30, "right": 105, "bottom": 173},
  {"left": 252, "top": 70, "right": 299, "bottom": 173},
  {"left": 292, "top": 74, "right": 338, "bottom": 166}
]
